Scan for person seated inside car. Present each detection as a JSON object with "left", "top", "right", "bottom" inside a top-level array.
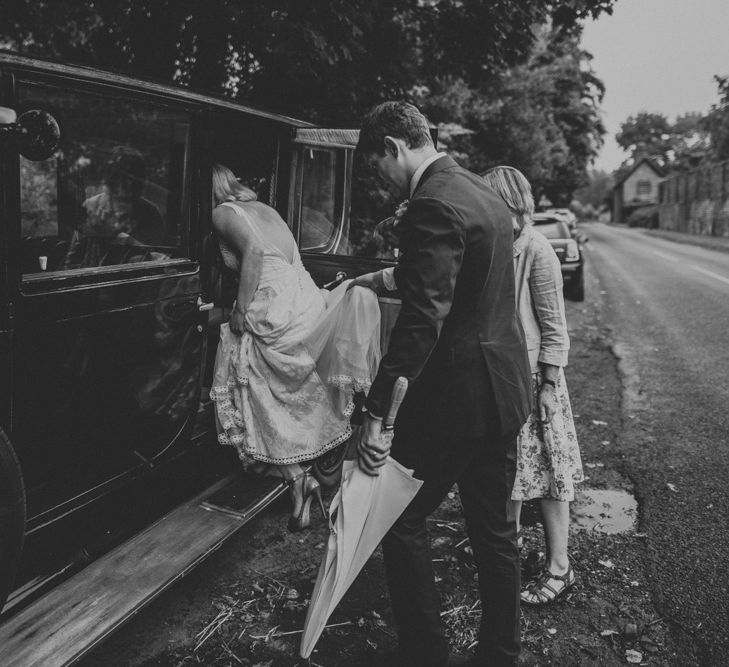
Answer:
[{"left": 65, "top": 146, "right": 167, "bottom": 269}]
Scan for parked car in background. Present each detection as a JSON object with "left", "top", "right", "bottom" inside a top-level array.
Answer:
[
  {"left": 532, "top": 212, "right": 586, "bottom": 301},
  {"left": 545, "top": 207, "right": 577, "bottom": 232}
]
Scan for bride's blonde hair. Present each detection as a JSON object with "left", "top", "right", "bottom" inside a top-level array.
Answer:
[{"left": 212, "top": 163, "right": 257, "bottom": 206}]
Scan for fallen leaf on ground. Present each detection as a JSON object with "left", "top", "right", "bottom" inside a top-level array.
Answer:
[
  {"left": 432, "top": 536, "right": 451, "bottom": 549},
  {"left": 626, "top": 648, "right": 643, "bottom": 663}
]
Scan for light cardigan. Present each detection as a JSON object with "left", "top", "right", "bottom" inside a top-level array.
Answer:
[
  {"left": 380, "top": 218, "right": 569, "bottom": 371},
  {"left": 513, "top": 223, "right": 569, "bottom": 372}
]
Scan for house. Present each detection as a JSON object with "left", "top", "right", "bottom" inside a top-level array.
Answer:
[{"left": 612, "top": 157, "right": 665, "bottom": 222}]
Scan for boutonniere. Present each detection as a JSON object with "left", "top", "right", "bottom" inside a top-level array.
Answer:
[
  {"left": 393, "top": 199, "right": 409, "bottom": 227},
  {"left": 374, "top": 199, "right": 409, "bottom": 259}
]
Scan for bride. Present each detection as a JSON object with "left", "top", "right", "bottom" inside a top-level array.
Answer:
[{"left": 209, "top": 163, "right": 381, "bottom": 530}]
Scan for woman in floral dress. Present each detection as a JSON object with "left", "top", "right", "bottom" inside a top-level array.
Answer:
[{"left": 483, "top": 166, "right": 584, "bottom": 605}]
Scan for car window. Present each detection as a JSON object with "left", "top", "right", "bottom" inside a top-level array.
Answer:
[
  {"left": 532, "top": 221, "right": 570, "bottom": 239},
  {"left": 349, "top": 156, "right": 400, "bottom": 261},
  {"left": 294, "top": 140, "right": 399, "bottom": 261},
  {"left": 17, "top": 80, "right": 192, "bottom": 279},
  {"left": 298, "top": 147, "right": 349, "bottom": 254}
]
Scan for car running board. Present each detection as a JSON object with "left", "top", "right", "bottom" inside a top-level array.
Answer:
[{"left": 0, "top": 473, "right": 286, "bottom": 666}]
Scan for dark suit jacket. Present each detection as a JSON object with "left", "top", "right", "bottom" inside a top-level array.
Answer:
[{"left": 365, "top": 156, "right": 532, "bottom": 444}]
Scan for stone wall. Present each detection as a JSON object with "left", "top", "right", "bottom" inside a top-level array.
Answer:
[{"left": 659, "top": 160, "right": 729, "bottom": 237}]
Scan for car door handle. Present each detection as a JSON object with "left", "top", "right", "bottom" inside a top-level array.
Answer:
[
  {"left": 323, "top": 271, "right": 348, "bottom": 290},
  {"left": 197, "top": 297, "right": 214, "bottom": 312}
]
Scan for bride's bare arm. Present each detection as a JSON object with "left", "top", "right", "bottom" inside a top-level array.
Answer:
[{"left": 212, "top": 206, "right": 264, "bottom": 335}]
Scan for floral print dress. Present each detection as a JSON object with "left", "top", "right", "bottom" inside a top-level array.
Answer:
[
  {"left": 510, "top": 370, "right": 583, "bottom": 501},
  {"left": 510, "top": 224, "right": 583, "bottom": 502}
]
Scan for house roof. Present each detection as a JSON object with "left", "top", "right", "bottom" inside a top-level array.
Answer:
[{"left": 612, "top": 157, "right": 666, "bottom": 189}]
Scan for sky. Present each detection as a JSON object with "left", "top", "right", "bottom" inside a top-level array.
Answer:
[{"left": 580, "top": 0, "right": 729, "bottom": 173}]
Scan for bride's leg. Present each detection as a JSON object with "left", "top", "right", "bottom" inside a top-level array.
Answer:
[{"left": 279, "top": 463, "right": 305, "bottom": 517}]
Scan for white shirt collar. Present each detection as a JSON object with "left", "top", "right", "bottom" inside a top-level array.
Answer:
[{"left": 410, "top": 152, "right": 447, "bottom": 196}]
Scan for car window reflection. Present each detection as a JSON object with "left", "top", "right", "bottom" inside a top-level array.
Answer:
[{"left": 18, "top": 82, "right": 191, "bottom": 278}]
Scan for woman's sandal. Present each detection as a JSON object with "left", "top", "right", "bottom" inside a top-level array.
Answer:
[{"left": 521, "top": 563, "right": 575, "bottom": 606}]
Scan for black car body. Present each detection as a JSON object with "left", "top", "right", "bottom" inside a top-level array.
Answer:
[
  {"left": 0, "top": 53, "right": 402, "bottom": 621},
  {"left": 531, "top": 213, "right": 586, "bottom": 301}
]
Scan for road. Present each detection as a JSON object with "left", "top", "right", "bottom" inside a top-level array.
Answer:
[{"left": 581, "top": 223, "right": 729, "bottom": 664}]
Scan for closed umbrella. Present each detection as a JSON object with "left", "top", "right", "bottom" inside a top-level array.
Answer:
[{"left": 300, "top": 378, "right": 420, "bottom": 660}]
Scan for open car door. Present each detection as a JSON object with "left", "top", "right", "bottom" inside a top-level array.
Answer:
[{"left": 289, "top": 127, "right": 402, "bottom": 354}]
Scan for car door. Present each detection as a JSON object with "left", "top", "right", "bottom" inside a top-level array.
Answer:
[
  {"left": 288, "top": 128, "right": 402, "bottom": 354},
  {"left": 5, "top": 73, "right": 205, "bottom": 523}
]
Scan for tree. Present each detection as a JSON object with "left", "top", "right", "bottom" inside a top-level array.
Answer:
[
  {"left": 615, "top": 111, "right": 710, "bottom": 171},
  {"left": 704, "top": 75, "right": 729, "bottom": 161},
  {"left": 0, "top": 0, "right": 616, "bottom": 125},
  {"left": 616, "top": 112, "right": 673, "bottom": 166},
  {"left": 573, "top": 169, "right": 612, "bottom": 210},
  {"left": 416, "top": 28, "right": 605, "bottom": 205}
]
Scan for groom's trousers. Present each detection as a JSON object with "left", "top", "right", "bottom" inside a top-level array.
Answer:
[{"left": 383, "top": 429, "right": 520, "bottom": 667}]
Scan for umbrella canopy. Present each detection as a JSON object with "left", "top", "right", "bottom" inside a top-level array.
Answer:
[{"left": 299, "top": 456, "right": 423, "bottom": 659}]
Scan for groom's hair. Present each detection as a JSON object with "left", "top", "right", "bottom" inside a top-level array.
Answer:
[{"left": 358, "top": 101, "right": 433, "bottom": 156}]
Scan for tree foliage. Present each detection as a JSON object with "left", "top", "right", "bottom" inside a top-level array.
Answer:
[
  {"left": 0, "top": 0, "right": 615, "bottom": 202},
  {"left": 704, "top": 75, "right": 729, "bottom": 162},
  {"left": 2, "top": 0, "right": 613, "bottom": 121},
  {"left": 616, "top": 110, "right": 711, "bottom": 172},
  {"left": 416, "top": 29, "right": 606, "bottom": 205},
  {"left": 572, "top": 168, "right": 612, "bottom": 210}
]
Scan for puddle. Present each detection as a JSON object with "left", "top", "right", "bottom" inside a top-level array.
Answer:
[{"left": 571, "top": 488, "right": 638, "bottom": 534}]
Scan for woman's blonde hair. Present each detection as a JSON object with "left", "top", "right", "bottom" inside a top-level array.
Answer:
[
  {"left": 482, "top": 165, "right": 534, "bottom": 231},
  {"left": 212, "top": 163, "right": 257, "bottom": 206}
]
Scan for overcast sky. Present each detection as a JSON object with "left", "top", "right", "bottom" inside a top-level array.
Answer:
[{"left": 581, "top": 0, "right": 729, "bottom": 173}]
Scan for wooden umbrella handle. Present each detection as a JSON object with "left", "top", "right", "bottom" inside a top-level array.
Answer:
[{"left": 383, "top": 377, "right": 408, "bottom": 430}]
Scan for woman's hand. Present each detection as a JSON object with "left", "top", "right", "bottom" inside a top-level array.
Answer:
[
  {"left": 228, "top": 307, "right": 247, "bottom": 336},
  {"left": 538, "top": 382, "right": 559, "bottom": 424}
]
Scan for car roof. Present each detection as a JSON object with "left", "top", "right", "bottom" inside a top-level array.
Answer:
[
  {"left": 0, "top": 51, "right": 312, "bottom": 127},
  {"left": 533, "top": 212, "right": 566, "bottom": 223}
]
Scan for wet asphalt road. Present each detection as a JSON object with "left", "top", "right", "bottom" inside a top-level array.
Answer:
[{"left": 581, "top": 223, "right": 729, "bottom": 665}]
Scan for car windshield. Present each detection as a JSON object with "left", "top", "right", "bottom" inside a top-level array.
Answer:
[{"left": 532, "top": 220, "right": 570, "bottom": 239}]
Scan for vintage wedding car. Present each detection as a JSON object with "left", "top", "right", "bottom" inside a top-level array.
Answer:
[{"left": 0, "top": 53, "right": 402, "bottom": 664}]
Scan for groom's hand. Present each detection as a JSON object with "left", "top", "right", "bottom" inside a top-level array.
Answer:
[
  {"left": 357, "top": 413, "right": 390, "bottom": 476},
  {"left": 348, "top": 270, "right": 383, "bottom": 293}
]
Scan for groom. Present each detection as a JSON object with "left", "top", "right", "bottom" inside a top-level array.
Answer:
[{"left": 355, "top": 102, "right": 532, "bottom": 666}]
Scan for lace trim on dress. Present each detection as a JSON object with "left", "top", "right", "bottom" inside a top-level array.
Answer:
[
  {"left": 209, "top": 378, "right": 358, "bottom": 466},
  {"left": 328, "top": 375, "right": 372, "bottom": 393},
  {"left": 227, "top": 423, "right": 354, "bottom": 466}
]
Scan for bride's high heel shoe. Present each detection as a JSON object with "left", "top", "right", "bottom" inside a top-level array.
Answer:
[{"left": 287, "top": 471, "right": 326, "bottom": 532}]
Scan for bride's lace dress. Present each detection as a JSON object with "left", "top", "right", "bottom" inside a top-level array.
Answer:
[{"left": 210, "top": 202, "right": 381, "bottom": 466}]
